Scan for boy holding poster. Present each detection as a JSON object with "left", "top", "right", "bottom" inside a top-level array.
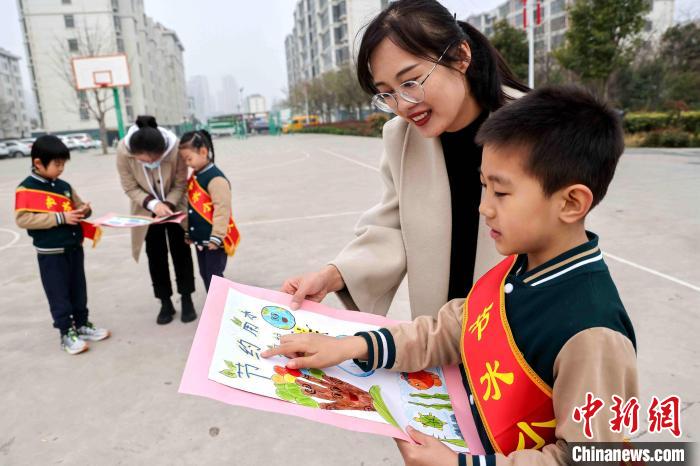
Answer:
[
  {"left": 15, "top": 135, "right": 109, "bottom": 355},
  {"left": 264, "top": 86, "right": 639, "bottom": 465}
]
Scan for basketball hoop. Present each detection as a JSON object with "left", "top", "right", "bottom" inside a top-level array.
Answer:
[{"left": 71, "top": 54, "right": 130, "bottom": 91}]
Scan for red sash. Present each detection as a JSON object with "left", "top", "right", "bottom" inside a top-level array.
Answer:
[
  {"left": 15, "top": 187, "right": 101, "bottom": 247},
  {"left": 461, "top": 255, "right": 556, "bottom": 455},
  {"left": 187, "top": 176, "right": 241, "bottom": 256}
]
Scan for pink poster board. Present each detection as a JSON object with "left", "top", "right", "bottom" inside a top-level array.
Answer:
[{"left": 179, "top": 275, "right": 482, "bottom": 451}]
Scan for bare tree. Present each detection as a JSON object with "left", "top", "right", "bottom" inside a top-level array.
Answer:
[
  {"left": 51, "top": 22, "right": 118, "bottom": 154},
  {"left": 0, "top": 98, "right": 15, "bottom": 139}
]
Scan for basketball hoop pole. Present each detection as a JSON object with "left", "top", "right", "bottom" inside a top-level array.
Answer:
[{"left": 109, "top": 86, "right": 125, "bottom": 138}]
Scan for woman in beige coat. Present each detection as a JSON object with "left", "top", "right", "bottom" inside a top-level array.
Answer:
[
  {"left": 116, "top": 115, "right": 196, "bottom": 324},
  {"left": 282, "top": 0, "right": 528, "bottom": 319}
]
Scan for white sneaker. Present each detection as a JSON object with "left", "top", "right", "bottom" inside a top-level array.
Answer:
[
  {"left": 76, "top": 322, "right": 110, "bottom": 341},
  {"left": 61, "top": 328, "right": 88, "bottom": 355}
]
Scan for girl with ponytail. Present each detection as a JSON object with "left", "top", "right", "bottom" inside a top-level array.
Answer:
[
  {"left": 283, "top": 0, "right": 527, "bottom": 317},
  {"left": 116, "top": 115, "right": 197, "bottom": 324},
  {"left": 179, "top": 130, "right": 240, "bottom": 292}
]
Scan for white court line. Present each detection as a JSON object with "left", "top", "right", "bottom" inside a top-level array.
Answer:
[
  {"left": 603, "top": 252, "right": 700, "bottom": 293},
  {"left": 239, "top": 210, "right": 363, "bottom": 226},
  {"left": 0, "top": 228, "right": 20, "bottom": 252},
  {"left": 1, "top": 211, "right": 366, "bottom": 245},
  {"left": 235, "top": 152, "right": 311, "bottom": 174},
  {"left": 321, "top": 148, "right": 379, "bottom": 172}
]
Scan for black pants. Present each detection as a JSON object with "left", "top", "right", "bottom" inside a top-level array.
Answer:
[
  {"left": 37, "top": 247, "right": 88, "bottom": 335},
  {"left": 145, "top": 223, "right": 195, "bottom": 299},
  {"left": 196, "top": 248, "right": 227, "bottom": 292}
]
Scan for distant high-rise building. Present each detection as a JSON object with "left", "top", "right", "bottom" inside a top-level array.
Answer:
[
  {"left": 18, "top": 0, "right": 187, "bottom": 133},
  {"left": 216, "top": 75, "right": 240, "bottom": 115},
  {"left": 187, "top": 75, "right": 212, "bottom": 122},
  {"left": 284, "top": 0, "right": 386, "bottom": 89},
  {"left": 467, "top": 0, "right": 675, "bottom": 56},
  {"left": 0, "top": 47, "right": 31, "bottom": 138},
  {"left": 245, "top": 94, "right": 267, "bottom": 114}
]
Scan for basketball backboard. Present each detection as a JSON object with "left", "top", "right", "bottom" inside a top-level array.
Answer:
[{"left": 71, "top": 54, "right": 131, "bottom": 90}]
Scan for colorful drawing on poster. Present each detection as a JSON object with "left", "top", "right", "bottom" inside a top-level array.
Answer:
[
  {"left": 401, "top": 370, "right": 443, "bottom": 390},
  {"left": 270, "top": 366, "right": 375, "bottom": 411},
  {"left": 413, "top": 412, "right": 446, "bottom": 430},
  {"left": 291, "top": 323, "right": 324, "bottom": 334},
  {"left": 261, "top": 306, "right": 296, "bottom": 330}
]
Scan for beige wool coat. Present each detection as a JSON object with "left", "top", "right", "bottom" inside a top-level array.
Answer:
[
  {"left": 116, "top": 128, "right": 188, "bottom": 261},
  {"left": 330, "top": 108, "right": 515, "bottom": 319}
]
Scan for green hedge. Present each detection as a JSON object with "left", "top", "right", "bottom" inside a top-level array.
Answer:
[
  {"left": 641, "top": 129, "right": 700, "bottom": 147},
  {"left": 624, "top": 111, "right": 700, "bottom": 134}
]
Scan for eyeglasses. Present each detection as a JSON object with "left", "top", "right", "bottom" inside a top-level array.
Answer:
[{"left": 371, "top": 43, "right": 453, "bottom": 113}]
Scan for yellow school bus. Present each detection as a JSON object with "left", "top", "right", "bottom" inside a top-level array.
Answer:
[{"left": 283, "top": 115, "right": 321, "bottom": 133}]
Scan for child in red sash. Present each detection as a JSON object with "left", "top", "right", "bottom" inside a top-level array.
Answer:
[
  {"left": 264, "top": 86, "right": 638, "bottom": 465},
  {"left": 180, "top": 130, "right": 240, "bottom": 295},
  {"left": 15, "top": 135, "right": 109, "bottom": 355}
]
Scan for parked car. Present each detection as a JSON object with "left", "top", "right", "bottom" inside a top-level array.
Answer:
[
  {"left": 282, "top": 114, "right": 321, "bottom": 133},
  {"left": 250, "top": 118, "right": 270, "bottom": 133},
  {"left": 20, "top": 138, "right": 36, "bottom": 150},
  {"left": 3, "top": 140, "right": 31, "bottom": 158},
  {"left": 65, "top": 133, "right": 99, "bottom": 149},
  {"left": 0, "top": 143, "right": 9, "bottom": 159},
  {"left": 59, "top": 136, "right": 79, "bottom": 150}
]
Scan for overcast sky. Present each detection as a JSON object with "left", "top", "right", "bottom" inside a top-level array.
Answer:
[{"left": 1, "top": 0, "right": 698, "bottom": 110}]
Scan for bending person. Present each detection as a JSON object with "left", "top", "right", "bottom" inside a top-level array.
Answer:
[{"left": 116, "top": 115, "right": 197, "bottom": 324}]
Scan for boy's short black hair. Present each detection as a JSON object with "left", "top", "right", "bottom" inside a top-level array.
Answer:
[
  {"left": 31, "top": 135, "right": 70, "bottom": 167},
  {"left": 476, "top": 85, "right": 624, "bottom": 208}
]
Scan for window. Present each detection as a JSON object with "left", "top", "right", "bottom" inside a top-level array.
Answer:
[
  {"left": 335, "top": 46, "right": 349, "bottom": 65},
  {"left": 117, "top": 38, "right": 125, "bottom": 52},
  {"left": 78, "top": 91, "right": 89, "bottom": 120},
  {"left": 551, "top": 33, "right": 565, "bottom": 49},
  {"left": 551, "top": 0, "right": 565, "bottom": 15},
  {"left": 64, "top": 14, "right": 74, "bottom": 28},
  {"left": 333, "top": 1, "right": 346, "bottom": 22},
  {"left": 334, "top": 24, "right": 347, "bottom": 43},
  {"left": 550, "top": 15, "right": 566, "bottom": 31},
  {"left": 515, "top": 13, "right": 523, "bottom": 27},
  {"left": 68, "top": 39, "right": 79, "bottom": 52},
  {"left": 62, "top": 0, "right": 72, "bottom": 4},
  {"left": 113, "top": 15, "right": 121, "bottom": 30}
]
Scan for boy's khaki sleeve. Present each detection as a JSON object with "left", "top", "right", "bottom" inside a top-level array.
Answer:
[
  {"left": 353, "top": 298, "right": 464, "bottom": 373},
  {"left": 15, "top": 210, "right": 59, "bottom": 230},
  {"left": 70, "top": 187, "right": 91, "bottom": 218},
  {"left": 461, "top": 327, "right": 638, "bottom": 466},
  {"left": 207, "top": 176, "right": 232, "bottom": 243}
]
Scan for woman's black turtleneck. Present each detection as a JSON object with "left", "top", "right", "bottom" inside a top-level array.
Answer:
[{"left": 439, "top": 110, "right": 489, "bottom": 300}]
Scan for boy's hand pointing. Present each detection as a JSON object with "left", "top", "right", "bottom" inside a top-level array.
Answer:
[{"left": 261, "top": 334, "right": 368, "bottom": 370}]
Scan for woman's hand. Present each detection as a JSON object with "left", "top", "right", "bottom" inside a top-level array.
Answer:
[
  {"left": 153, "top": 202, "right": 173, "bottom": 217},
  {"left": 281, "top": 265, "right": 345, "bottom": 311},
  {"left": 207, "top": 242, "right": 219, "bottom": 251},
  {"left": 261, "top": 334, "right": 367, "bottom": 370},
  {"left": 395, "top": 427, "right": 458, "bottom": 466}
]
